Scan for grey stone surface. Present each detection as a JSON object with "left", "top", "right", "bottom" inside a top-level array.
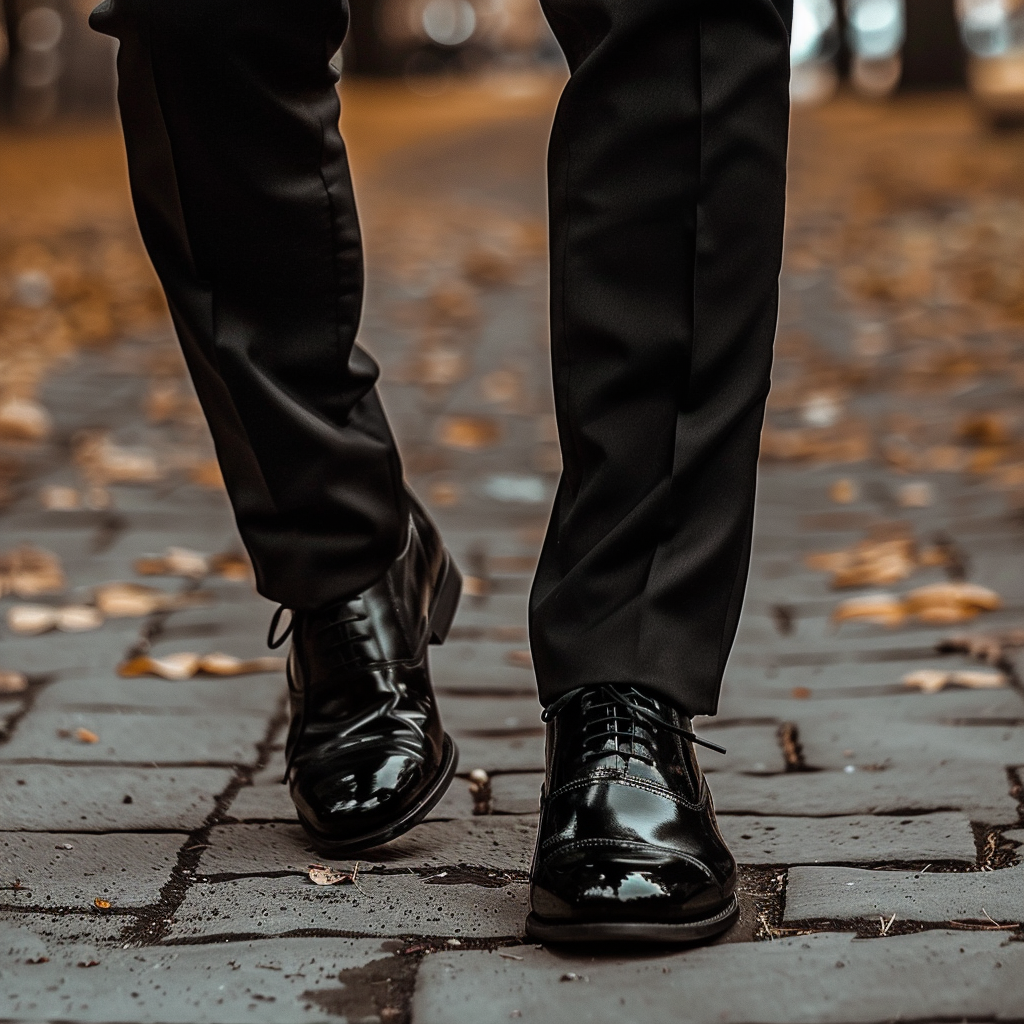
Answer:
[
  {"left": 718, "top": 812, "right": 976, "bottom": 864},
  {"left": 0, "top": 934, "right": 388, "bottom": 1023},
  {"left": 429, "top": 772, "right": 542, "bottom": 819},
  {"left": 167, "top": 873, "right": 528, "bottom": 940},
  {"left": 200, "top": 818, "right": 536, "bottom": 875},
  {"left": 708, "top": 762, "right": 1018, "bottom": 820},
  {"left": 0, "top": 832, "right": 182, "bottom": 908},
  {"left": 0, "top": 710, "right": 267, "bottom": 764},
  {"left": 0, "top": 765, "right": 235, "bottom": 830},
  {"left": 452, "top": 735, "right": 545, "bottom": 772},
  {"left": 412, "top": 931, "right": 1024, "bottom": 1024},
  {"left": 34, "top": 673, "right": 285, "bottom": 716},
  {"left": 1, "top": 911, "right": 129, "bottom": 955},
  {"left": 785, "top": 864, "right": 1024, "bottom": 923}
]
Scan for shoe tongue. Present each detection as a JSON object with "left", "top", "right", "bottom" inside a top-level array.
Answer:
[{"left": 580, "top": 688, "right": 659, "bottom": 768}]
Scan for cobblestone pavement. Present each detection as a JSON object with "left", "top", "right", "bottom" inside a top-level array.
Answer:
[{"left": 2, "top": 87, "right": 1023, "bottom": 1022}]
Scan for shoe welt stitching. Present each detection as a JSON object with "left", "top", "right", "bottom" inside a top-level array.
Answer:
[
  {"left": 547, "top": 772, "right": 708, "bottom": 811},
  {"left": 538, "top": 836, "right": 716, "bottom": 880}
]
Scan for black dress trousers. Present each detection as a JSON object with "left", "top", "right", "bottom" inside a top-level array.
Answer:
[{"left": 91, "top": 0, "right": 791, "bottom": 716}]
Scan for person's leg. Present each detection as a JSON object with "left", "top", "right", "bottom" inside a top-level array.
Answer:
[
  {"left": 527, "top": 0, "right": 791, "bottom": 943},
  {"left": 531, "top": 0, "right": 791, "bottom": 716},
  {"left": 90, "top": 0, "right": 405, "bottom": 610},
  {"left": 90, "top": 0, "right": 461, "bottom": 852}
]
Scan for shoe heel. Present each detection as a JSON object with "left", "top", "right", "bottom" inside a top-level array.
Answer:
[{"left": 429, "top": 553, "right": 462, "bottom": 645}]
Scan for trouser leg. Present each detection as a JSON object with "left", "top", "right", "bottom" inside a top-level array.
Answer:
[
  {"left": 90, "top": 0, "right": 407, "bottom": 610},
  {"left": 530, "top": 0, "right": 792, "bottom": 713}
]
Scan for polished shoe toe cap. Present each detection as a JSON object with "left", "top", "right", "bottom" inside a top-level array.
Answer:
[
  {"left": 531, "top": 844, "right": 735, "bottom": 924},
  {"left": 290, "top": 750, "right": 432, "bottom": 839}
]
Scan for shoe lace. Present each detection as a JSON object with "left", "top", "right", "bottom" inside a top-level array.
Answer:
[
  {"left": 541, "top": 684, "right": 726, "bottom": 767},
  {"left": 267, "top": 603, "right": 419, "bottom": 782}
]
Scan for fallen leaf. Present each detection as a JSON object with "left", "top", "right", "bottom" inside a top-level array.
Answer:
[
  {"left": 903, "top": 582, "right": 1001, "bottom": 623},
  {"left": 463, "top": 244, "right": 519, "bottom": 286},
  {"left": 117, "top": 653, "right": 201, "bottom": 680},
  {"left": 74, "top": 431, "right": 161, "bottom": 485},
  {"left": 7, "top": 604, "right": 59, "bottom": 635},
  {"left": 829, "top": 478, "right": 859, "bottom": 504},
  {"left": 462, "top": 575, "right": 489, "bottom": 598},
  {"left": 308, "top": 864, "right": 355, "bottom": 886},
  {"left": 791, "top": 687, "right": 812, "bottom": 699},
  {"left": 56, "top": 606, "right": 104, "bottom": 632},
  {"left": 897, "top": 481, "right": 934, "bottom": 508},
  {"left": 481, "top": 368, "right": 522, "bottom": 406},
  {"left": 40, "top": 484, "right": 80, "bottom": 510},
  {"left": 959, "top": 413, "right": 1012, "bottom": 447},
  {"left": 937, "top": 629, "right": 1024, "bottom": 665},
  {"left": 807, "top": 538, "right": 919, "bottom": 589},
  {"left": 407, "top": 346, "right": 468, "bottom": 388},
  {"left": 117, "top": 652, "right": 285, "bottom": 680},
  {"left": 0, "top": 398, "right": 52, "bottom": 441},
  {"left": 437, "top": 416, "right": 501, "bottom": 450},
  {"left": 209, "top": 551, "right": 252, "bottom": 581},
  {"left": 92, "top": 898, "right": 110, "bottom": 910},
  {"left": 0, "top": 670, "right": 28, "bottom": 694},
  {"left": 134, "top": 546, "right": 209, "bottom": 579},
  {"left": 832, "top": 593, "right": 907, "bottom": 627},
  {"left": 93, "top": 582, "right": 208, "bottom": 617},
  {"left": 903, "top": 669, "right": 1007, "bottom": 693},
  {"left": 427, "top": 481, "right": 460, "bottom": 507},
  {"left": 0, "top": 545, "right": 66, "bottom": 597},
  {"left": 74, "top": 727, "right": 99, "bottom": 744}
]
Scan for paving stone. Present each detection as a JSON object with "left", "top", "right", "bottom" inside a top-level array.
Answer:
[
  {"left": 438, "top": 694, "right": 543, "bottom": 734},
  {"left": 431, "top": 642, "right": 538, "bottom": 694},
  {"left": 718, "top": 812, "right": 975, "bottom": 864},
  {"left": 199, "top": 818, "right": 536, "bottom": 875},
  {"left": 34, "top": 673, "right": 285, "bottom": 716},
  {"left": 412, "top": 930, "right": 1024, "bottom": 1024},
  {"left": 0, "top": 933, "right": 387, "bottom": 1023},
  {"left": 0, "top": 710, "right": 267, "bottom": 764},
  {"left": 0, "top": 765, "right": 234, "bottom": 830},
  {"left": 795, "top": 719, "right": 1024, "bottom": 772},
  {"left": 708, "top": 763, "right": 1018, "bottom": 820},
  {"left": 446, "top": 735, "right": 545, "bottom": 772},
  {"left": 167, "top": 873, "right": 528, "bottom": 940},
  {"left": 785, "top": 864, "right": 1024, "bottom": 923},
  {"left": 1, "top": 911, "right": 129, "bottom": 956},
  {"left": 0, "top": 832, "right": 182, "bottom": 908}
]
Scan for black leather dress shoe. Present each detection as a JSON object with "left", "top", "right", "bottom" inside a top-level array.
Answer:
[
  {"left": 270, "top": 498, "right": 461, "bottom": 855},
  {"left": 526, "top": 684, "right": 738, "bottom": 943}
]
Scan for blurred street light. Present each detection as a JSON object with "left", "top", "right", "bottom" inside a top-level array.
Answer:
[
  {"left": 846, "top": 0, "right": 906, "bottom": 96},
  {"left": 958, "top": 0, "right": 1024, "bottom": 114},
  {"left": 790, "top": 0, "right": 841, "bottom": 103}
]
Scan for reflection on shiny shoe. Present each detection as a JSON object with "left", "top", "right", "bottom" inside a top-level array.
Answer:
[{"left": 526, "top": 684, "right": 738, "bottom": 943}]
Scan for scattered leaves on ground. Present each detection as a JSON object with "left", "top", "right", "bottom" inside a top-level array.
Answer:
[
  {"left": 0, "top": 545, "right": 65, "bottom": 597},
  {"left": 902, "top": 668, "right": 1007, "bottom": 693},
  {"left": 117, "top": 652, "right": 285, "bottom": 680}
]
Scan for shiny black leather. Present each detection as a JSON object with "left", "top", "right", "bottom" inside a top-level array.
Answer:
[
  {"left": 527, "top": 685, "right": 738, "bottom": 942},
  {"left": 282, "top": 497, "right": 461, "bottom": 854}
]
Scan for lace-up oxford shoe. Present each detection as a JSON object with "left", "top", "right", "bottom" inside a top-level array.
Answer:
[
  {"left": 526, "top": 684, "right": 738, "bottom": 943},
  {"left": 272, "top": 498, "right": 461, "bottom": 855}
]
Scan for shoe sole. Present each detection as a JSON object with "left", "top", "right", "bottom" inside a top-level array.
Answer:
[
  {"left": 299, "top": 732, "right": 460, "bottom": 856},
  {"left": 523, "top": 894, "right": 739, "bottom": 945},
  {"left": 298, "top": 550, "right": 463, "bottom": 856}
]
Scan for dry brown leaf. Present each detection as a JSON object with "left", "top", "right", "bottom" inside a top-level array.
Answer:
[
  {"left": 903, "top": 669, "right": 1007, "bottom": 693},
  {"left": 959, "top": 413, "right": 1012, "bottom": 447},
  {"left": 832, "top": 593, "right": 907, "bottom": 627},
  {"left": 7, "top": 604, "right": 59, "bottom": 635},
  {"left": 0, "top": 398, "right": 52, "bottom": 441},
  {"left": 903, "top": 582, "right": 1002, "bottom": 618},
  {"left": 308, "top": 864, "right": 355, "bottom": 886},
  {"left": 209, "top": 552, "right": 252, "bottom": 581},
  {"left": 56, "top": 606, "right": 104, "bottom": 632},
  {"left": 39, "top": 485, "right": 80, "bottom": 510},
  {"left": 0, "top": 670, "right": 29, "bottom": 694},
  {"left": 407, "top": 347, "right": 469, "bottom": 388},
  {"left": 93, "top": 582, "right": 208, "bottom": 618},
  {"left": 829, "top": 478, "right": 859, "bottom": 504},
  {"left": 807, "top": 538, "right": 919, "bottom": 589},
  {"left": 74, "top": 727, "right": 99, "bottom": 744},
  {"left": 74, "top": 431, "right": 161, "bottom": 485},
  {"left": 481, "top": 368, "right": 523, "bottom": 406},
  {"left": 437, "top": 416, "right": 501, "bottom": 450},
  {"left": 0, "top": 545, "right": 65, "bottom": 597},
  {"left": 116, "top": 652, "right": 285, "bottom": 680},
  {"left": 134, "top": 547, "right": 209, "bottom": 579},
  {"left": 93, "top": 898, "right": 111, "bottom": 910},
  {"left": 937, "top": 629, "right": 1024, "bottom": 665},
  {"left": 118, "top": 652, "right": 201, "bottom": 680},
  {"left": 897, "top": 481, "right": 934, "bottom": 508}
]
